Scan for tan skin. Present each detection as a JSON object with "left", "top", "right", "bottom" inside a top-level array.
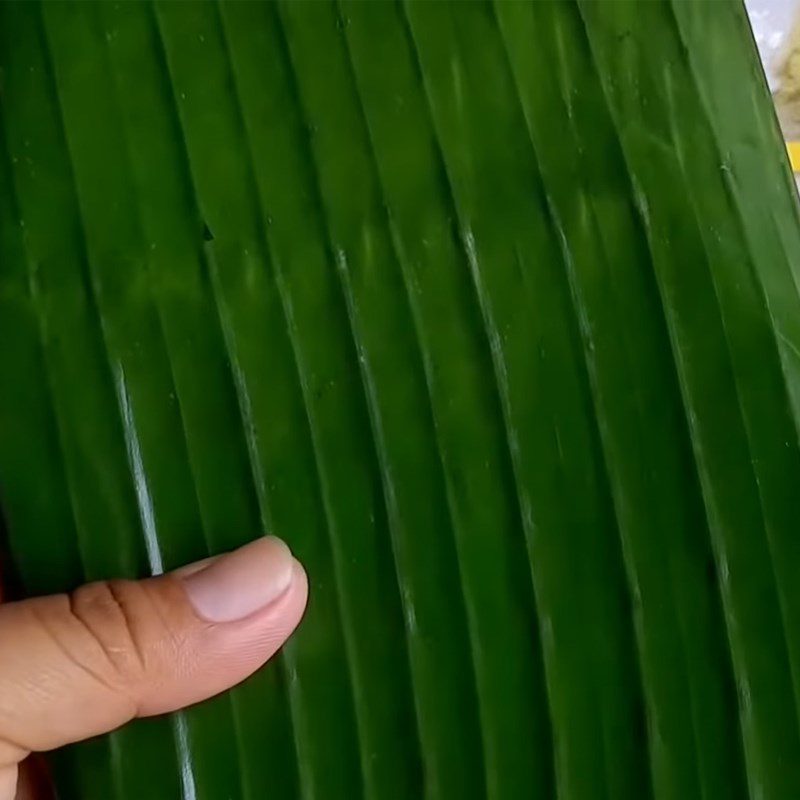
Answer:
[
  {"left": 0, "top": 581, "right": 48, "bottom": 800},
  {"left": 0, "top": 537, "right": 308, "bottom": 800}
]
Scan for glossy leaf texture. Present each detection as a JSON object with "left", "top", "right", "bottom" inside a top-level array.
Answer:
[{"left": 0, "top": 1, "right": 798, "bottom": 798}]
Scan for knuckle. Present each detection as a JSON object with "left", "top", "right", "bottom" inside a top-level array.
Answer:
[{"left": 68, "top": 580, "right": 154, "bottom": 684}]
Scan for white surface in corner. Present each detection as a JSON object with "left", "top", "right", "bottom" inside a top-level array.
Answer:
[
  {"left": 746, "top": 0, "right": 800, "bottom": 191},
  {"left": 747, "top": 0, "right": 798, "bottom": 88}
]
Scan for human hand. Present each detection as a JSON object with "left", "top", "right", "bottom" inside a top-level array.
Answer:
[{"left": 0, "top": 537, "right": 308, "bottom": 800}]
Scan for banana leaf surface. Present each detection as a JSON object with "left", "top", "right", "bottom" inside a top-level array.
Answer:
[{"left": 1, "top": 1, "right": 799, "bottom": 799}]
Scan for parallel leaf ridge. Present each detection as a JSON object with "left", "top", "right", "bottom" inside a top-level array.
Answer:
[{"left": 0, "top": 2, "right": 795, "bottom": 798}]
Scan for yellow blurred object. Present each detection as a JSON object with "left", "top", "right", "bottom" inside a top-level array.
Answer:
[
  {"left": 787, "top": 141, "right": 800, "bottom": 171},
  {"left": 746, "top": 1, "right": 800, "bottom": 177},
  {"left": 772, "top": 3, "right": 800, "bottom": 169}
]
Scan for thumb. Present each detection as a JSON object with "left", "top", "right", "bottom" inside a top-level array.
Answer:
[{"left": 0, "top": 536, "right": 308, "bottom": 798}]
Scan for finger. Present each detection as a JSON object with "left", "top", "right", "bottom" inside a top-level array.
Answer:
[
  {"left": 0, "top": 536, "right": 307, "bottom": 777},
  {"left": 0, "top": 767, "right": 14, "bottom": 800}
]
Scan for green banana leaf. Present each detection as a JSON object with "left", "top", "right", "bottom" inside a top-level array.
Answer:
[{"left": 1, "top": 0, "right": 799, "bottom": 798}]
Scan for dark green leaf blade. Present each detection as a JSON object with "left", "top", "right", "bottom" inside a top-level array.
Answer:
[{"left": 1, "top": 2, "right": 798, "bottom": 799}]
